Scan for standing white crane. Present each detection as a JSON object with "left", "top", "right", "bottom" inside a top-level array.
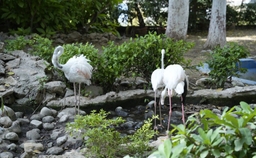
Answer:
[
  {"left": 52, "top": 46, "right": 93, "bottom": 114},
  {"left": 160, "top": 64, "right": 188, "bottom": 133},
  {"left": 150, "top": 49, "right": 165, "bottom": 129}
]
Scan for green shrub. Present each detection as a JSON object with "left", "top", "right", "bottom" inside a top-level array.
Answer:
[
  {"left": 66, "top": 109, "right": 156, "bottom": 157},
  {"left": 148, "top": 101, "right": 256, "bottom": 158},
  {"left": 5, "top": 34, "right": 54, "bottom": 62},
  {"left": 206, "top": 42, "right": 249, "bottom": 88},
  {"left": 98, "top": 32, "right": 193, "bottom": 91}
]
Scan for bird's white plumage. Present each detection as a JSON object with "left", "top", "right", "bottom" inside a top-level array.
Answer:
[
  {"left": 163, "top": 64, "right": 186, "bottom": 92},
  {"left": 150, "top": 49, "right": 165, "bottom": 128},
  {"left": 52, "top": 46, "right": 93, "bottom": 84},
  {"left": 151, "top": 49, "right": 165, "bottom": 91},
  {"left": 160, "top": 64, "right": 186, "bottom": 105},
  {"left": 52, "top": 46, "right": 93, "bottom": 114}
]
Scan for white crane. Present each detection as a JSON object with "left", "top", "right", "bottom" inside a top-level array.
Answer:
[
  {"left": 150, "top": 49, "right": 165, "bottom": 129},
  {"left": 160, "top": 64, "right": 188, "bottom": 133},
  {"left": 52, "top": 46, "right": 93, "bottom": 114}
]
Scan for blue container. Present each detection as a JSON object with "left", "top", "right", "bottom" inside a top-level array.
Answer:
[{"left": 235, "top": 58, "right": 256, "bottom": 84}]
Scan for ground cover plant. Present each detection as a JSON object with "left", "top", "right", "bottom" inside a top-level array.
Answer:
[{"left": 66, "top": 109, "right": 157, "bottom": 157}]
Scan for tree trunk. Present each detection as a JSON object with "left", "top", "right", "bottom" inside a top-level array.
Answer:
[
  {"left": 204, "top": 0, "right": 226, "bottom": 49},
  {"left": 166, "top": 0, "right": 189, "bottom": 40},
  {"left": 134, "top": 2, "right": 145, "bottom": 28}
]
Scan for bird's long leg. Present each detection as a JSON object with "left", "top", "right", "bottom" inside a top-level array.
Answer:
[
  {"left": 158, "top": 93, "right": 163, "bottom": 127},
  {"left": 181, "top": 95, "right": 185, "bottom": 124},
  {"left": 154, "top": 91, "right": 157, "bottom": 130},
  {"left": 78, "top": 83, "right": 81, "bottom": 115},
  {"left": 73, "top": 82, "right": 77, "bottom": 114},
  {"left": 167, "top": 89, "right": 172, "bottom": 134}
]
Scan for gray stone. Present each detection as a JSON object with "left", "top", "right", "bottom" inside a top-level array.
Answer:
[
  {"left": 9, "top": 120, "right": 22, "bottom": 133},
  {"left": 43, "top": 123, "right": 55, "bottom": 130},
  {"left": 44, "top": 81, "right": 66, "bottom": 94},
  {"left": 26, "top": 129, "right": 40, "bottom": 140},
  {"left": 5, "top": 132, "right": 19, "bottom": 141},
  {"left": 56, "top": 135, "right": 68, "bottom": 146},
  {"left": 40, "top": 107, "right": 57, "bottom": 117},
  {"left": 0, "top": 105, "right": 16, "bottom": 121},
  {"left": 0, "top": 116, "right": 12, "bottom": 128},
  {"left": 30, "top": 120, "right": 43, "bottom": 128},
  {"left": 7, "top": 143, "right": 17, "bottom": 151},
  {"left": 23, "top": 142, "right": 44, "bottom": 152},
  {"left": 42, "top": 116, "right": 55, "bottom": 123},
  {"left": 0, "top": 152, "right": 13, "bottom": 158},
  {"left": 50, "top": 129, "right": 62, "bottom": 140},
  {"left": 46, "top": 146, "right": 63, "bottom": 155},
  {"left": 30, "top": 113, "right": 43, "bottom": 120},
  {"left": 59, "top": 114, "right": 69, "bottom": 123}
]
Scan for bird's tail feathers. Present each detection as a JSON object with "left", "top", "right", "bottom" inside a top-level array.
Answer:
[{"left": 175, "top": 82, "right": 185, "bottom": 94}]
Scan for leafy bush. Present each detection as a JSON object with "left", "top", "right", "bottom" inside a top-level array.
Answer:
[
  {"left": 0, "top": 0, "right": 122, "bottom": 36},
  {"left": 149, "top": 101, "right": 256, "bottom": 158},
  {"left": 98, "top": 32, "right": 193, "bottom": 91},
  {"left": 66, "top": 109, "right": 156, "bottom": 157},
  {"left": 5, "top": 34, "right": 54, "bottom": 62},
  {"left": 206, "top": 42, "right": 249, "bottom": 88}
]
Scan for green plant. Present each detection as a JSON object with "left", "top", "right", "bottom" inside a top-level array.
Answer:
[
  {"left": 97, "top": 32, "right": 193, "bottom": 92},
  {"left": 148, "top": 101, "right": 256, "bottom": 158},
  {"left": 5, "top": 36, "right": 33, "bottom": 51},
  {"left": 66, "top": 109, "right": 156, "bottom": 157},
  {"left": 206, "top": 42, "right": 249, "bottom": 88}
]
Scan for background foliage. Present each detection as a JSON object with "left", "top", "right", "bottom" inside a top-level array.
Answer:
[{"left": 0, "top": 0, "right": 255, "bottom": 36}]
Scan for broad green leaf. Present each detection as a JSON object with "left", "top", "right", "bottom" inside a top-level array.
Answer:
[
  {"left": 239, "top": 128, "right": 252, "bottom": 145},
  {"left": 158, "top": 139, "right": 172, "bottom": 158},
  {"left": 198, "top": 128, "right": 211, "bottom": 145},
  {"left": 212, "top": 149, "right": 221, "bottom": 157},
  {"left": 224, "top": 114, "right": 238, "bottom": 127},
  {"left": 171, "top": 140, "right": 186, "bottom": 158},
  {"left": 200, "top": 150, "right": 209, "bottom": 158},
  {"left": 234, "top": 138, "right": 244, "bottom": 151},
  {"left": 240, "top": 101, "right": 252, "bottom": 113}
]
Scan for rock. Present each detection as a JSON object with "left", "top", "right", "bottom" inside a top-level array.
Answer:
[
  {"left": 26, "top": 129, "right": 41, "bottom": 140},
  {"left": 30, "top": 120, "right": 43, "bottom": 128},
  {"left": 5, "top": 132, "right": 19, "bottom": 141},
  {"left": 46, "top": 146, "right": 63, "bottom": 155},
  {"left": 115, "top": 106, "right": 128, "bottom": 117},
  {"left": 0, "top": 152, "right": 13, "bottom": 158},
  {"left": 24, "top": 142, "right": 44, "bottom": 152},
  {"left": 56, "top": 135, "right": 68, "bottom": 146},
  {"left": 30, "top": 114, "right": 43, "bottom": 120},
  {"left": 59, "top": 114, "right": 69, "bottom": 123},
  {"left": 44, "top": 81, "right": 66, "bottom": 95},
  {"left": 9, "top": 120, "right": 22, "bottom": 133},
  {"left": 42, "top": 116, "right": 55, "bottom": 123},
  {"left": 40, "top": 107, "right": 57, "bottom": 117},
  {"left": 0, "top": 105, "right": 16, "bottom": 121},
  {"left": 43, "top": 123, "right": 55, "bottom": 130},
  {"left": 0, "top": 116, "right": 12, "bottom": 127},
  {"left": 7, "top": 143, "right": 17, "bottom": 151}
]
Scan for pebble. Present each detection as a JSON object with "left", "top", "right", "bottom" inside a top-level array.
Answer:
[
  {"left": 26, "top": 129, "right": 41, "bottom": 140},
  {"left": 56, "top": 135, "right": 68, "bottom": 146},
  {"left": 46, "top": 147, "right": 64, "bottom": 155},
  {"left": 30, "top": 120, "right": 43, "bottom": 128},
  {"left": 0, "top": 116, "right": 12, "bottom": 127},
  {"left": 5, "top": 132, "right": 19, "bottom": 141}
]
